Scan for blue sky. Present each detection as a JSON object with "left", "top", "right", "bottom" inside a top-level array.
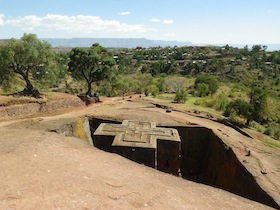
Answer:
[{"left": 1, "top": 0, "right": 280, "bottom": 44}]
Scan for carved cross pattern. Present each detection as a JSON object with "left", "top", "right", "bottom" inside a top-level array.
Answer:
[{"left": 94, "top": 120, "right": 180, "bottom": 148}]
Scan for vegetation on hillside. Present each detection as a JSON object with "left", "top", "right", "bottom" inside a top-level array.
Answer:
[
  {"left": 68, "top": 44, "right": 115, "bottom": 96},
  {"left": 0, "top": 34, "right": 66, "bottom": 97},
  {"left": 0, "top": 33, "right": 279, "bottom": 140}
]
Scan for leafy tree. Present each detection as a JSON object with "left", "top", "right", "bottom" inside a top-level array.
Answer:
[
  {"left": 215, "top": 93, "right": 229, "bottom": 111},
  {"left": 194, "top": 75, "right": 219, "bottom": 96},
  {"left": 271, "top": 51, "right": 280, "bottom": 64},
  {"left": 251, "top": 45, "right": 262, "bottom": 54},
  {"left": 156, "top": 77, "right": 165, "bottom": 93},
  {"left": 134, "top": 73, "right": 155, "bottom": 93},
  {"left": 196, "top": 83, "right": 209, "bottom": 97},
  {"left": 224, "top": 87, "right": 268, "bottom": 125},
  {"left": 174, "top": 89, "right": 187, "bottom": 103},
  {"left": 36, "top": 51, "right": 68, "bottom": 90},
  {"left": 241, "top": 45, "right": 250, "bottom": 56},
  {"left": 99, "top": 74, "right": 130, "bottom": 97},
  {"left": 150, "top": 60, "right": 166, "bottom": 76},
  {"left": 0, "top": 33, "right": 55, "bottom": 96},
  {"left": 140, "top": 65, "right": 150, "bottom": 74},
  {"left": 249, "top": 86, "right": 268, "bottom": 123},
  {"left": 68, "top": 44, "right": 115, "bottom": 96},
  {"left": 147, "top": 84, "right": 159, "bottom": 97},
  {"left": 224, "top": 99, "right": 253, "bottom": 125},
  {"left": 208, "top": 58, "right": 224, "bottom": 72}
]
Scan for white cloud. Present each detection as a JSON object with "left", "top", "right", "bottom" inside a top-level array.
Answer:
[
  {"left": 0, "top": 14, "right": 5, "bottom": 25},
  {"left": 1, "top": 14, "right": 147, "bottom": 34},
  {"left": 163, "top": 20, "right": 174, "bottom": 25},
  {"left": 150, "top": 18, "right": 161, "bottom": 23},
  {"left": 119, "top": 11, "right": 130, "bottom": 16},
  {"left": 165, "top": 33, "right": 176, "bottom": 38}
]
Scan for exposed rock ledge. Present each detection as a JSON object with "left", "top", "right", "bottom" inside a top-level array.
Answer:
[{"left": 0, "top": 94, "right": 84, "bottom": 121}]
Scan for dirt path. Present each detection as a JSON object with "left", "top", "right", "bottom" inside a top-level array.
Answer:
[{"left": 0, "top": 95, "right": 278, "bottom": 209}]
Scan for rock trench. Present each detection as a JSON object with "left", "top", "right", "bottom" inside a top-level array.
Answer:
[{"left": 86, "top": 117, "right": 279, "bottom": 209}]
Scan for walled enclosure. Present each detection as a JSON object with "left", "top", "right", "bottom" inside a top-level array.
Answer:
[{"left": 88, "top": 118, "right": 279, "bottom": 209}]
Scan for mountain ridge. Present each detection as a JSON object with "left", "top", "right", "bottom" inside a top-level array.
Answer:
[
  {"left": 1, "top": 37, "right": 279, "bottom": 51},
  {"left": 41, "top": 38, "right": 193, "bottom": 48}
]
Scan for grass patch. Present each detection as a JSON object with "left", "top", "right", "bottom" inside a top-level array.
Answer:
[
  {"left": 146, "top": 93, "right": 224, "bottom": 119},
  {"left": 244, "top": 128, "right": 280, "bottom": 150},
  {"left": 264, "top": 140, "right": 280, "bottom": 149},
  {"left": 0, "top": 95, "right": 47, "bottom": 107},
  {"left": 155, "top": 94, "right": 175, "bottom": 102},
  {"left": 0, "top": 92, "right": 81, "bottom": 107}
]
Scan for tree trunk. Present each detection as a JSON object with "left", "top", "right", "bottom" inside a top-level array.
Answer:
[
  {"left": 22, "top": 74, "right": 34, "bottom": 94},
  {"left": 245, "top": 118, "right": 250, "bottom": 127},
  {"left": 86, "top": 81, "right": 92, "bottom": 97},
  {"left": 21, "top": 73, "right": 40, "bottom": 97}
]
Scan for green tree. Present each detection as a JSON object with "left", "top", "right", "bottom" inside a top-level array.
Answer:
[
  {"left": 208, "top": 58, "right": 224, "bottom": 72},
  {"left": 99, "top": 74, "right": 131, "bottom": 97},
  {"left": 241, "top": 45, "right": 250, "bottom": 56},
  {"left": 251, "top": 45, "right": 262, "bottom": 54},
  {"left": 224, "top": 87, "right": 268, "bottom": 125},
  {"left": 196, "top": 83, "right": 209, "bottom": 97},
  {"left": 174, "top": 89, "right": 187, "bottom": 103},
  {"left": 224, "top": 99, "right": 253, "bottom": 125},
  {"left": 68, "top": 44, "right": 115, "bottom": 96},
  {"left": 156, "top": 76, "right": 165, "bottom": 93},
  {"left": 249, "top": 86, "right": 268, "bottom": 123},
  {"left": 194, "top": 75, "right": 219, "bottom": 96},
  {"left": 147, "top": 84, "right": 159, "bottom": 97},
  {"left": 0, "top": 33, "right": 55, "bottom": 96}
]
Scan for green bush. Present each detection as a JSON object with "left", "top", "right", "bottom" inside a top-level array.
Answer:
[
  {"left": 194, "top": 75, "right": 219, "bottom": 96},
  {"left": 196, "top": 83, "right": 209, "bottom": 97},
  {"left": 224, "top": 99, "right": 253, "bottom": 125},
  {"left": 148, "top": 85, "right": 159, "bottom": 97},
  {"left": 216, "top": 93, "right": 229, "bottom": 111},
  {"left": 174, "top": 89, "right": 187, "bottom": 103},
  {"left": 275, "top": 130, "right": 280, "bottom": 140},
  {"left": 194, "top": 93, "right": 229, "bottom": 111}
]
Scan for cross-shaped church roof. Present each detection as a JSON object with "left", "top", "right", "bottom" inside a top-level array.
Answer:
[{"left": 93, "top": 120, "right": 180, "bottom": 148}]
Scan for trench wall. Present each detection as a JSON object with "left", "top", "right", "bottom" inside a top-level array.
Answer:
[
  {"left": 89, "top": 118, "right": 279, "bottom": 209},
  {"left": 173, "top": 126, "right": 279, "bottom": 209}
]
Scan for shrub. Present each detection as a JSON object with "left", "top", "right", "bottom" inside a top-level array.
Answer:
[
  {"left": 275, "top": 130, "right": 280, "bottom": 140},
  {"left": 194, "top": 75, "right": 219, "bottom": 96},
  {"left": 144, "top": 85, "right": 159, "bottom": 97},
  {"left": 174, "top": 89, "right": 187, "bottom": 103},
  {"left": 224, "top": 99, "right": 253, "bottom": 125},
  {"left": 148, "top": 85, "right": 159, "bottom": 97},
  {"left": 194, "top": 93, "right": 229, "bottom": 111},
  {"left": 196, "top": 83, "right": 209, "bottom": 97},
  {"left": 216, "top": 93, "right": 229, "bottom": 111}
]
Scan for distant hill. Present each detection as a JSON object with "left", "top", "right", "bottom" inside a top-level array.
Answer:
[
  {"left": 196, "top": 43, "right": 280, "bottom": 52},
  {"left": 1, "top": 37, "right": 279, "bottom": 51},
  {"left": 40, "top": 38, "right": 193, "bottom": 48}
]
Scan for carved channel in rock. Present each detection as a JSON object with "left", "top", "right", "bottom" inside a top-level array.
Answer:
[{"left": 89, "top": 118, "right": 279, "bottom": 209}]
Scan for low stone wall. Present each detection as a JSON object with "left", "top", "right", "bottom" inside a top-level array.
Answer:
[
  {"left": 39, "top": 99, "right": 84, "bottom": 112},
  {"left": 0, "top": 98, "right": 84, "bottom": 121},
  {"left": 0, "top": 103, "right": 41, "bottom": 119}
]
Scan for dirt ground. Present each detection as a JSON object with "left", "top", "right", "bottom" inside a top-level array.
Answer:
[{"left": 0, "top": 94, "right": 279, "bottom": 209}]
